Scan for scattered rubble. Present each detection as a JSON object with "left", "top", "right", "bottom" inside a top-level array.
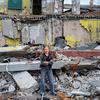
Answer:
[
  {"left": 0, "top": 45, "right": 100, "bottom": 99},
  {"left": 53, "top": 41, "right": 100, "bottom": 51},
  {"left": 94, "top": 45, "right": 100, "bottom": 50},
  {"left": 0, "top": 72, "right": 15, "bottom": 94},
  {"left": 0, "top": 61, "right": 100, "bottom": 99}
]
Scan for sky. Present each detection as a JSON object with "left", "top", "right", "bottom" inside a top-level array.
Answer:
[{"left": 64, "top": 0, "right": 100, "bottom": 5}]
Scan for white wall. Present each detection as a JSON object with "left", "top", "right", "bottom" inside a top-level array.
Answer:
[{"left": 64, "top": 20, "right": 91, "bottom": 44}]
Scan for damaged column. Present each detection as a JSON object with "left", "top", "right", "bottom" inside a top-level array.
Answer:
[
  {"left": 42, "top": 0, "right": 54, "bottom": 14},
  {"left": 42, "top": 0, "right": 63, "bottom": 14},
  {"left": 72, "top": 0, "right": 80, "bottom": 14}
]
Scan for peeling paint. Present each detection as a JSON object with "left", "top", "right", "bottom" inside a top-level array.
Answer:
[
  {"left": 65, "top": 35, "right": 80, "bottom": 47},
  {"left": 22, "top": 0, "right": 30, "bottom": 10},
  {"left": 80, "top": 20, "right": 100, "bottom": 42},
  {"left": 64, "top": 20, "right": 90, "bottom": 47},
  {"left": 5, "top": 37, "right": 20, "bottom": 46}
]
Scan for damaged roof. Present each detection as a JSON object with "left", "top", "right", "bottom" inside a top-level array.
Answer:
[{"left": 0, "top": 10, "right": 100, "bottom": 22}]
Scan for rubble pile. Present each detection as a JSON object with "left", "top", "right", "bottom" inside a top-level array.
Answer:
[
  {"left": 0, "top": 72, "right": 15, "bottom": 94},
  {"left": 53, "top": 37, "right": 100, "bottom": 50},
  {"left": 54, "top": 68, "right": 100, "bottom": 99},
  {"left": 0, "top": 71, "right": 40, "bottom": 100},
  {"left": 0, "top": 56, "right": 99, "bottom": 100},
  {"left": 0, "top": 45, "right": 100, "bottom": 99}
]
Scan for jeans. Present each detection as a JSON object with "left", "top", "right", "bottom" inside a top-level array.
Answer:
[{"left": 40, "top": 68, "right": 55, "bottom": 95}]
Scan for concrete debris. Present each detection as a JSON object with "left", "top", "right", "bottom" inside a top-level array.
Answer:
[
  {"left": 8, "top": 84, "right": 15, "bottom": 92},
  {"left": 26, "top": 45, "right": 43, "bottom": 54},
  {"left": 54, "top": 68, "right": 100, "bottom": 99},
  {"left": 52, "top": 47, "right": 63, "bottom": 51},
  {"left": 0, "top": 61, "right": 41, "bottom": 72},
  {"left": 56, "top": 53, "right": 70, "bottom": 61},
  {"left": 0, "top": 73, "right": 16, "bottom": 94},
  {"left": 94, "top": 45, "right": 100, "bottom": 50},
  {"left": 0, "top": 60, "right": 69, "bottom": 72},
  {"left": 0, "top": 45, "right": 28, "bottom": 53},
  {"left": 0, "top": 54, "right": 99, "bottom": 72},
  {"left": 0, "top": 48, "right": 100, "bottom": 99},
  {"left": 2, "top": 19, "right": 14, "bottom": 39},
  {"left": 0, "top": 64, "right": 100, "bottom": 99},
  {"left": 0, "top": 84, "right": 15, "bottom": 94},
  {"left": 53, "top": 40, "right": 100, "bottom": 51},
  {"left": 64, "top": 46, "right": 70, "bottom": 50},
  {"left": 74, "top": 43, "right": 98, "bottom": 50},
  {"left": 12, "top": 71, "right": 39, "bottom": 93},
  {"left": 71, "top": 90, "right": 90, "bottom": 96},
  {"left": 13, "top": 94, "right": 40, "bottom": 100},
  {"left": 97, "top": 63, "right": 100, "bottom": 69}
]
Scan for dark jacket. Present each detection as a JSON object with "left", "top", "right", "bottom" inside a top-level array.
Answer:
[{"left": 40, "top": 53, "right": 53, "bottom": 69}]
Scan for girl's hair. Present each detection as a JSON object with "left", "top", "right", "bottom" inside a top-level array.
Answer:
[{"left": 43, "top": 45, "right": 50, "bottom": 50}]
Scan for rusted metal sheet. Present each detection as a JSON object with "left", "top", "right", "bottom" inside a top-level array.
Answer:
[{"left": 54, "top": 50, "right": 100, "bottom": 58}]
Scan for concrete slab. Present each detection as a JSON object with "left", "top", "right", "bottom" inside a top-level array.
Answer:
[
  {"left": 10, "top": 94, "right": 40, "bottom": 100},
  {"left": 0, "top": 60, "right": 67, "bottom": 72},
  {"left": 0, "top": 60, "right": 98, "bottom": 72},
  {"left": 0, "top": 45, "right": 27, "bottom": 53},
  {"left": 13, "top": 71, "right": 39, "bottom": 92}
]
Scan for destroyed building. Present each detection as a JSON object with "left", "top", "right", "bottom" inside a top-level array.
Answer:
[
  {"left": 0, "top": 0, "right": 100, "bottom": 46},
  {"left": 0, "top": 0, "right": 100, "bottom": 100}
]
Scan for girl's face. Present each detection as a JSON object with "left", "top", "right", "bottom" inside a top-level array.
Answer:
[{"left": 44, "top": 47, "right": 49, "bottom": 54}]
